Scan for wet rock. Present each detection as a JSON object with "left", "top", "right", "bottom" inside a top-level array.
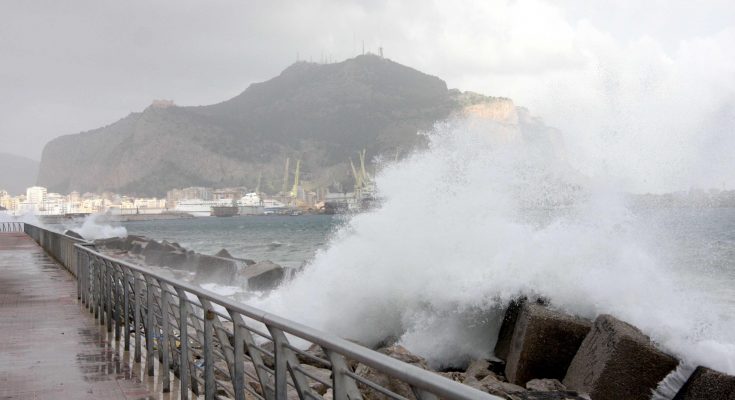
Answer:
[
  {"left": 526, "top": 379, "right": 566, "bottom": 391},
  {"left": 673, "top": 366, "right": 735, "bottom": 399},
  {"left": 239, "top": 261, "right": 285, "bottom": 290},
  {"left": 160, "top": 250, "right": 187, "bottom": 268},
  {"left": 64, "top": 229, "right": 85, "bottom": 240},
  {"left": 465, "top": 359, "right": 502, "bottom": 383},
  {"left": 193, "top": 254, "right": 238, "bottom": 283},
  {"left": 296, "top": 343, "right": 331, "bottom": 368},
  {"left": 130, "top": 242, "right": 145, "bottom": 255},
  {"left": 300, "top": 364, "right": 332, "bottom": 395},
  {"left": 354, "top": 345, "right": 431, "bottom": 400},
  {"left": 505, "top": 303, "right": 591, "bottom": 386},
  {"left": 123, "top": 234, "right": 148, "bottom": 249},
  {"left": 465, "top": 374, "right": 526, "bottom": 398},
  {"left": 563, "top": 314, "right": 678, "bottom": 400},
  {"left": 94, "top": 236, "right": 125, "bottom": 248},
  {"left": 439, "top": 371, "right": 465, "bottom": 382},
  {"left": 215, "top": 248, "right": 256, "bottom": 266},
  {"left": 215, "top": 248, "right": 234, "bottom": 258},
  {"left": 496, "top": 298, "right": 527, "bottom": 361},
  {"left": 509, "top": 391, "right": 590, "bottom": 400}
]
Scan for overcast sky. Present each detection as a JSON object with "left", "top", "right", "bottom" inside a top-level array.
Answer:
[{"left": 1, "top": 0, "right": 734, "bottom": 191}]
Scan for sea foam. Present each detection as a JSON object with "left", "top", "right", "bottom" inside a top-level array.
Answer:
[{"left": 253, "top": 115, "right": 735, "bottom": 374}]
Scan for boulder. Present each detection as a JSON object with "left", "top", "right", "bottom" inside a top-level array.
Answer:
[
  {"left": 215, "top": 248, "right": 234, "bottom": 258},
  {"left": 509, "top": 391, "right": 590, "bottom": 400},
  {"left": 465, "top": 359, "right": 502, "bottom": 383},
  {"left": 130, "top": 242, "right": 145, "bottom": 255},
  {"left": 141, "top": 239, "right": 166, "bottom": 264},
  {"left": 64, "top": 229, "right": 85, "bottom": 240},
  {"left": 526, "top": 379, "right": 566, "bottom": 392},
  {"left": 215, "top": 248, "right": 256, "bottom": 266},
  {"left": 505, "top": 303, "right": 591, "bottom": 386},
  {"left": 94, "top": 236, "right": 125, "bottom": 249},
  {"left": 465, "top": 374, "right": 526, "bottom": 398},
  {"left": 123, "top": 234, "right": 148, "bottom": 250},
  {"left": 160, "top": 250, "right": 188, "bottom": 268},
  {"left": 300, "top": 364, "right": 332, "bottom": 395},
  {"left": 673, "top": 366, "right": 735, "bottom": 399},
  {"left": 438, "top": 371, "right": 465, "bottom": 382},
  {"left": 239, "top": 261, "right": 285, "bottom": 291},
  {"left": 563, "top": 314, "right": 678, "bottom": 400},
  {"left": 193, "top": 254, "right": 238, "bottom": 282},
  {"left": 354, "top": 345, "right": 430, "bottom": 400},
  {"left": 496, "top": 297, "right": 547, "bottom": 361},
  {"left": 296, "top": 343, "right": 331, "bottom": 369}
]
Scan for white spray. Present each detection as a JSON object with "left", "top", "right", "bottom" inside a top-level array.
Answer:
[
  {"left": 252, "top": 115, "right": 735, "bottom": 374},
  {"left": 63, "top": 213, "right": 127, "bottom": 240}
]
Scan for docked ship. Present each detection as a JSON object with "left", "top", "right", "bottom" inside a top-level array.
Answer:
[
  {"left": 174, "top": 199, "right": 234, "bottom": 217},
  {"left": 211, "top": 205, "right": 239, "bottom": 217}
]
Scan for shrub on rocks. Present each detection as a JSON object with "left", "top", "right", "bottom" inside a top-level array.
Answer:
[
  {"left": 505, "top": 303, "right": 591, "bottom": 386},
  {"left": 673, "top": 366, "right": 735, "bottom": 399},
  {"left": 563, "top": 314, "right": 678, "bottom": 400}
]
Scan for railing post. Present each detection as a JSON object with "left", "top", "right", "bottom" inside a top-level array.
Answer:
[
  {"left": 176, "top": 287, "right": 190, "bottom": 400},
  {"left": 268, "top": 326, "right": 311, "bottom": 400},
  {"left": 134, "top": 273, "right": 142, "bottom": 363},
  {"left": 230, "top": 313, "right": 274, "bottom": 400},
  {"left": 325, "top": 349, "right": 363, "bottom": 400},
  {"left": 76, "top": 248, "right": 81, "bottom": 300},
  {"left": 145, "top": 276, "right": 155, "bottom": 377},
  {"left": 230, "top": 312, "right": 245, "bottom": 400},
  {"left": 202, "top": 301, "right": 216, "bottom": 400},
  {"left": 105, "top": 260, "right": 113, "bottom": 333},
  {"left": 122, "top": 268, "right": 130, "bottom": 352},
  {"left": 113, "top": 263, "right": 121, "bottom": 341},
  {"left": 159, "top": 281, "right": 171, "bottom": 393}
]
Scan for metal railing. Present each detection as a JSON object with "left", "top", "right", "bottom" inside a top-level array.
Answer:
[
  {"left": 25, "top": 224, "right": 86, "bottom": 277},
  {"left": 1, "top": 221, "right": 24, "bottom": 233},
  {"left": 24, "top": 224, "right": 499, "bottom": 400}
]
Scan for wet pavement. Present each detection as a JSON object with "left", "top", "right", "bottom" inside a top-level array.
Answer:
[{"left": 0, "top": 233, "right": 189, "bottom": 399}]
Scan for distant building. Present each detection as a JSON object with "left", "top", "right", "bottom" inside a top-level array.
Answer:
[
  {"left": 166, "top": 187, "right": 213, "bottom": 207},
  {"left": 26, "top": 186, "right": 47, "bottom": 205},
  {"left": 150, "top": 99, "right": 175, "bottom": 109}
]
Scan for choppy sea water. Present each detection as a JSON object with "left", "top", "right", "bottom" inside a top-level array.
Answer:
[
  {"left": 120, "top": 214, "right": 340, "bottom": 269},
  {"left": 116, "top": 208, "right": 735, "bottom": 313}
]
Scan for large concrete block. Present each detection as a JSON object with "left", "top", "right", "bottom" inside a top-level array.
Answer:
[
  {"left": 239, "top": 260, "right": 285, "bottom": 290},
  {"left": 496, "top": 297, "right": 547, "bottom": 361},
  {"left": 673, "top": 366, "right": 735, "bottom": 399},
  {"left": 193, "top": 254, "right": 238, "bottom": 282},
  {"left": 505, "top": 303, "right": 591, "bottom": 386},
  {"left": 563, "top": 314, "right": 678, "bottom": 400},
  {"left": 495, "top": 298, "right": 525, "bottom": 361}
]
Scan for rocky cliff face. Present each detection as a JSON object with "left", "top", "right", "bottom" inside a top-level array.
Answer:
[{"left": 37, "top": 55, "right": 556, "bottom": 196}]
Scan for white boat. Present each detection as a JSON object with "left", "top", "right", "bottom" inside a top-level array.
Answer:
[
  {"left": 239, "top": 193, "right": 263, "bottom": 206},
  {"left": 174, "top": 199, "right": 233, "bottom": 217}
]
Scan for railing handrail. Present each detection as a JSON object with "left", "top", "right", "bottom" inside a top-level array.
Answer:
[{"left": 25, "top": 223, "right": 500, "bottom": 400}]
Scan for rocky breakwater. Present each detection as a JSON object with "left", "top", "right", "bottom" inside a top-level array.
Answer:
[{"left": 93, "top": 235, "right": 287, "bottom": 291}]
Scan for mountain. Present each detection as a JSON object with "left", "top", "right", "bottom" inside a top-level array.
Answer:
[
  {"left": 0, "top": 153, "right": 39, "bottom": 195},
  {"left": 37, "top": 55, "right": 550, "bottom": 196}
]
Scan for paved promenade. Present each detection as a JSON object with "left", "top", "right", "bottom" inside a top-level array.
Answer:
[{"left": 0, "top": 232, "right": 179, "bottom": 399}]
